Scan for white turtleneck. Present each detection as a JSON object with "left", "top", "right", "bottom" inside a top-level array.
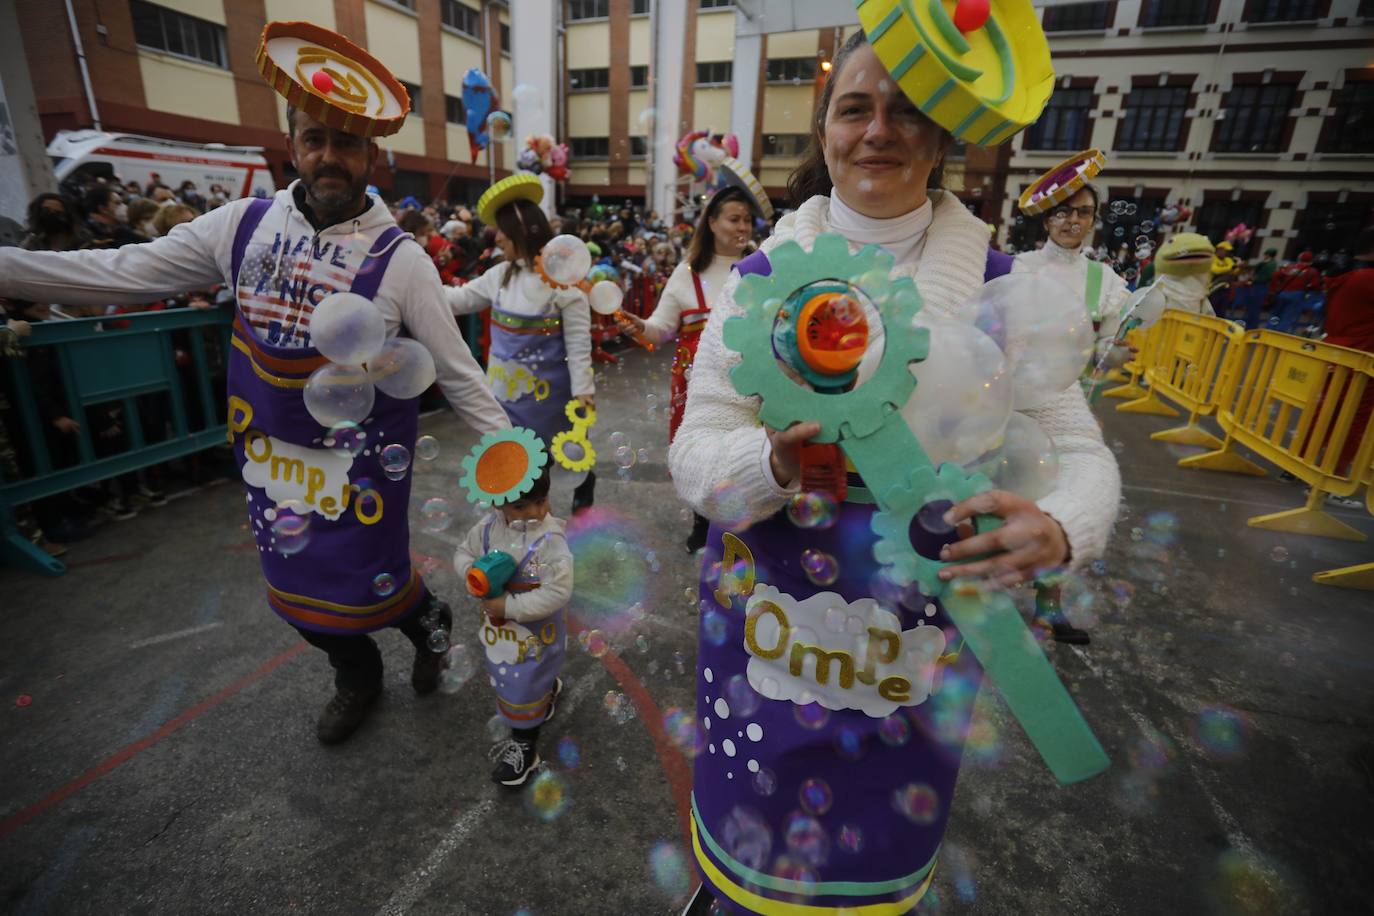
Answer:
[{"left": 827, "top": 191, "right": 933, "bottom": 267}]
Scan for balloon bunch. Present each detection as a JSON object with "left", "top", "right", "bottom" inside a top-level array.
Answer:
[
  {"left": 517, "top": 134, "right": 571, "bottom": 181},
  {"left": 1224, "top": 222, "right": 1254, "bottom": 245},
  {"left": 673, "top": 129, "right": 740, "bottom": 184},
  {"left": 1158, "top": 204, "right": 1193, "bottom": 226}
]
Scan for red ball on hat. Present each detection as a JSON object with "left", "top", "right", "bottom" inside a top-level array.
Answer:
[
  {"left": 954, "top": 0, "right": 991, "bottom": 32},
  {"left": 311, "top": 70, "right": 334, "bottom": 94}
]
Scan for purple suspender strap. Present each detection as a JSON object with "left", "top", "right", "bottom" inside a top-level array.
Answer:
[
  {"left": 350, "top": 226, "right": 408, "bottom": 300},
  {"left": 229, "top": 198, "right": 273, "bottom": 289},
  {"left": 983, "top": 248, "right": 1014, "bottom": 282}
]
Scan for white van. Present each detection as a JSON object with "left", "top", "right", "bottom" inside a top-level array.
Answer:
[{"left": 47, "top": 130, "right": 276, "bottom": 199}]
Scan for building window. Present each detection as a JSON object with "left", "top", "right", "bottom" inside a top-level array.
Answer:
[
  {"left": 1044, "top": 1, "right": 1113, "bottom": 31},
  {"left": 700, "top": 0, "right": 734, "bottom": 8},
  {"left": 381, "top": 0, "right": 416, "bottom": 9},
  {"left": 400, "top": 81, "right": 422, "bottom": 116},
  {"left": 1117, "top": 85, "right": 1190, "bottom": 151},
  {"left": 1101, "top": 195, "right": 1167, "bottom": 250},
  {"left": 1022, "top": 87, "right": 1093, "bottom": 150},
  {"left": 570, "top": 68, "right": 610, "bottom": 92},
  {"left": 1213, "top": 82, "right": 1294, "bottom": 153},
  {"left": 445, "top": 94, "right": 465, "bottom": 125},
  {"left": 1292, "top": 198, "right": 1374, "bottom": 256},
  {"left": 630, "top": 136, "right": 649, "bottom": 156},
  {"left": 1361, "top": 0, "right": 1374, "bottom": 16},
  {"left": 632, "top": 0, "right": 651, "bottom": 13},
  {"left": 1320, "top": 81, "right": 1374, "bottom": 154},
  {"left": 696, "top": 61, "right": 733, "bottom": 87},
  {"left": 1243, "top": 0, "right": 1321, "bottom": 22},
  {"left": 570, "top": 137, "right": 610, "bottom": 158},
  {"left": 568, "top": 0, "right": 609, "bottom": 20},
  {"left": 630, "top": 65, "right": 649, "bottom": 89},
  {"left": 762, "top": 134, "right": 810, "bottom": 157},
  {"left": 1194, "top": 198, "right": 1265, "bottom": 253},
  {"left": 441, "top": 0, "right": 482, "bottom": 39},
  {"left": 766, "top": 57, "right": 819, "bottom": 83},
  {"left": 129, "top": 0, "right": 227, "bottom": 68},
  {"left": 1140, "top": 0, "right": 1211, "bottom": 27},
  {"left": 501, "top": 23, "right": 511, "bottom": 54}
]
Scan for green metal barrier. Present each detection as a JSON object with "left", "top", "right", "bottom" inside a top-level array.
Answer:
[{"left": 1, "top": 307, "right": 233, "bottom": 577}]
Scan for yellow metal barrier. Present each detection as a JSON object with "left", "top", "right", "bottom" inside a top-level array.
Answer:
[
  {"left": 1312, "top": 425, "right": 1374, "bottom": 589},
  {"left": 1121, "top": 311, "right": 1243, "bottom": 447},
  {"left": 1180, "top": 331, "right": 1374, "bottom": 541},
  {"left": 1102, "top": 326, "right": 1156, "bottom": 401}
]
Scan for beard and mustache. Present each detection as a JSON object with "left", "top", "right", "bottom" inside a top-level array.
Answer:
[{"left": 303, "top": 165, "right": 368, "bottom": 212}]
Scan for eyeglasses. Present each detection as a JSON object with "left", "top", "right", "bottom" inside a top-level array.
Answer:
[{"left": 1048, "top": 206, "right": 1096, "bottom": 221}]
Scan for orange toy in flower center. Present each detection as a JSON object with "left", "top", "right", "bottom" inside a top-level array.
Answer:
[{"left": 797, "top": 292, "right": 869, "bottom": 377}]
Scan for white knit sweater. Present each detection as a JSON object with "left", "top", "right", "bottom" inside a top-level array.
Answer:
[
  {"left": 641, "top": 257, "right": 739, "bottom": 346},
  {"left": 668, "top": 191, "right": 1121, "bottom": 568}
]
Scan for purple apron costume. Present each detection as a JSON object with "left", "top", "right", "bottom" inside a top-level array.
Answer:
[
  {"left": 476, "top": 515, "right": 568, "bottom": 727},
  {"left": 690, "top": 249, "right": 1013, "bottom": 915},
  {"left": 486, "top": 288, "right": 573, "bottom": 446},
  {"left": 227, "top": 198, "right": 426, "bottom": 634}
]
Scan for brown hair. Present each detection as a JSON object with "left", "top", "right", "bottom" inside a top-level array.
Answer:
[
  {"left": 127, "top": 198, "right": 159, "bottom": 230},
  {"left": 509, "top": 467, "right": 552, "bottom": 507},
  {"left": 153, "top": 203, "right": 197, "bottom": 236},
  {"left": 688, "top": 186, "right": 756, "bottom": 274},
  {"left": 1040, "top": 183, "right": 1101, "bottom": 229},
  {"left": 786, "top": 30, "right": 947, "bottom": 208},
  {"left": 495, "top": 198, "right": 554, "bottom": 289},
  {"left": 398, "top": 208, "right": 432, "bottom": 236}
]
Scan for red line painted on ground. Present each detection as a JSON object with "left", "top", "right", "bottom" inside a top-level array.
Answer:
[
  {"left": 226, "top": 541, "right": 259, "bottom": 552},
  {"left": 0, "top": 641, "right": 308, "bottom": 840},
  {"left": 65, "top": 551, "right": 146, "bottom": 568},
  {"left": 568, "top": 617, "right": 695, "bottom": 855}
]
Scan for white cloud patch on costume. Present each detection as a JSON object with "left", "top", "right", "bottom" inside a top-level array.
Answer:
[{"left": 241, "top": 436, "right": 355, "bottom": 521}]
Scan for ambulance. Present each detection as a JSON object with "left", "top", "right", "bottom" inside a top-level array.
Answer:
[{"left": 47, "top": 130, "right": 277, "bottom": 198}]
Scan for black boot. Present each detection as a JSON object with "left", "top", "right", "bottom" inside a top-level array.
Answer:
[
  {"left": 412, "top": 599, "right": 453, "bottom": 696},
  {"left": 571, "top": 470, "right": 596, "bottom": 515},
  {"left": 316, "top": 683, "right": 381, "bottom": 744},
  {"left": 685, "top": 513, "right": 710, "bottom": 554}
]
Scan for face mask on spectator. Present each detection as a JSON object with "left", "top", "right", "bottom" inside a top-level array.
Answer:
[{"left": 114, "top": 203, "right": 129, "bottom": 223}]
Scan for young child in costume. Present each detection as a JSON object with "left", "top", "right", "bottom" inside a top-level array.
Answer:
[
  {"left": 454, "top": 465, "right": 572, "bottom": 786},
  {"left": 446, "top": 176, "right": 597, "bottom": 513}
]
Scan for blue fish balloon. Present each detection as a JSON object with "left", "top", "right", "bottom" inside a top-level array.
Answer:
[{"left": 462, "top": 68, "right": 495, "bottom": 161}]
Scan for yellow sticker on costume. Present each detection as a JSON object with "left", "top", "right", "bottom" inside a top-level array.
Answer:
[
  {"left": 487, "top": 358, "right": 550, "bottom": 402},
  {"left": 480, "top": 618, "right": 544, "bottom": 665},
  {"left": 241, "top": 434, "right": 355, "bottom": 520},
  {"left": 742, "top": 584, "right": 945, "bottom": 718}
]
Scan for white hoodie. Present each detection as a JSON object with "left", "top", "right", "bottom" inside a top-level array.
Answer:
[{"left": 0, "top": 182, "right": 509, "bottom": 435}]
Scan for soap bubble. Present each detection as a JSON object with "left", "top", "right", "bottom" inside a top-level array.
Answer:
[
  {"left": 903, "top": 315, "right": 1012, "bottom": 464},
  {"left": 664, "top": 708, "right": 706, "bottom": 757},
  {"left": 892, "top": 783, "right": 940, "bottom": 825},
  {"left": 725, "top": 674, "right": 761, "bottom": 718},
  {"left": 750, "top": 768, "right": 777, "bottom": 796},
  {"left": 833, "top": 724, "right": 867, "bottom": 761},
  {"left": 702, "top": 608, "right": 729, "bottom": 646},
  {"left": 415, "top": 435, "right": 440, "bottom": 461},
  {"left": 1194, "top": 705, "right": 1248, "bottom": 761},
  {"left": 439, "top": 644, "right": 478, "bottom": 693},
  {"left": 427, "top": 628, "right": 449, "bottom": 653},
  {"left": 310, "top": 292, "right": 385, "bottom": 365},
  {"left": 637, "top": 107, "right": 657, "bottom": 131},
  {"left": 613, "top": 446, "right": 636, "bottom": 469},
  {"left": 636, "top": 447, "right": 650, "bottom": 465},
  {"left": 786, "top": 491, "right": 838, "bottom": 530},
  {"left": 648, "top": 841, "right": 691, "bottom": 899},
  {"left": 975, "top": 412, "right": 1059, "bottom": 501},
  {"left": 793, "top": 702, "right": 830, "bottom": 730},
  {"left": 879, "top": 715, "right": 911, "bottom": 746},
  {"left": 541, "top": 235, "right": 592, "bottom": 286},
  {"left": 485, "top": 109, "right": 512, "bottom": 140},
  {"left": 380, "top": 443, "right": 412, "bottom": 480},
  {"left": 367, "top": 337, "right": 437, "bottom": 399},
  {"left": 965, "top": 272, "right": 1095, "bottom": 410},
  {"left": 608, "top": 431, "right": 629, "bottom": 450},
  {"left": 271, "top": 504, "right": 312, "bottom": 555},
  {"left": 372, "top": 572, "right": 397, "bottom": 597},
  {"left": 327, "top": 420, "right": 368, "bottom": 456},
  {"left": 719, "top": 806, "right": 772, "bottom": 869},
  {"left": 583, "top": 629, "right": 608, "bottom": 657},
  {"left": 799, "top": 778, "right": 833, "bottom": 816},
  {"left": 525, "top": 770, "right": 570, "bottom": 821},
  {"left": 304, "top": 363, "right": 375, "bottom": 428},
  {"left": 513, "top": 83, "right": 545, "bottom": 118},
  {"left": 1269, "top": 546, "right": 1289, "bottom": 563},
  {"left": 838, "top": 824, "right": 864, "bottom": 854},
  {"left": 800, "top": 549, "right": 839, "bottom": 586},
  {"left": 784, "top": 812, "right": 830, "bottom": 867},
  {"left": 557, "top": 735, "right": 582, "bottom": 769},
  {"left": 589, "top": 280, "right": 623, "bottom": 315},
  {"left": 420, "top": 497, "right": 454, "bottom": 532}
]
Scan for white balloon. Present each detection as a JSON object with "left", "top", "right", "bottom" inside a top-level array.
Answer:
[
  {"left": 900, "top": 316, "right": 1012, "bottom": 466},
  {"left": 975, "top": 412, "right": 1059, "bottom": 500},
  {"left": 540, "top": 234, "right": 592, "bottom": 286},
  {"left": 589, "top": 280, "right": 624, "bottom": 315},
  {"left": 367, "top": 337, "right": 437, "bottom": 399},
  {"left": 310, "top": 292, "right": 386, "bottom": 366},
  {"left": 303, "top": 363, "right": 375, "bottom": 428},
  {"left": 964, "top": 272, "right": 1095, "bottom": 410}
]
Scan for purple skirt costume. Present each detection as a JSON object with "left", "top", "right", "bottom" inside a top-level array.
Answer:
[
  {"left": 476, "top": 516, "right": 567, "bottom": 728},
  {"left": 690, "top": 248, "right": 1016, "bottom": 914},
  {"left": 227, "top": 199, "right": 426, "bottom": 634},
  {"left": 486, "top": 292, "right": 572, "bottom": 446}
]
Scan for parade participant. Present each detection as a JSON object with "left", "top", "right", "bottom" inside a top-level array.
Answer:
[
  {"left": 1238, "top": 247, "right": 1280, "bottom": 328},
  {"left": 1209, "top": 240, "right": 1238, "bottom": 316},
  {"left": 0, "top": 21, "right": 510, "bottom": 745},
  {"left": 445, "top": 175, "right": 597, "bottom": 513},
  {"left": 621, "top": 185, "right": 760, "bottom": 552},
  {"left": 454, "top": 454, "right": 572, "bottom": 787},
  {"left": 1269, "top": 250, "right": 1324, "bottom": 333},
  {"left": 1320, "top": 227, "right": 1374, "bottom": 477},
  {"left": 672, "top": 12, "right": 1118, "bottom": 914},
  {"left": 1013, "top": 150, "right": 1129, "bottom": 644}
]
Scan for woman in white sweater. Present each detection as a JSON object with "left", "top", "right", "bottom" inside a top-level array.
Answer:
[
  {"left": 445, "top": 197, "right": 597, "bottom": 512},
  {"left": 623, "top": 185, "right": 756, "bottom": 550},
  {"left": 670, "top": 30, "right": 1120, "bottom": 916}
]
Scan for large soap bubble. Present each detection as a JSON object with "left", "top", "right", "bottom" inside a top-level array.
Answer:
[
  {"left": 367, "top": 337, "right": 437, "bottom": 399},
  {"left": 486, "top": 110, "right": 512, "bottom": 141},
  {"left": 310, "top": 292, "right": 386, "bottom": 366},
  {"left": 541, "top": 234, "right": 592, "bottom": 286},
  {"left": 964, "top": 272, "right": 1094, "bottom": 410},
  {"left": 900, "top": 315, "right": 1012, "bottom": 466},
  {"left": 975, "top": 412, "right": 1060, "bottom": 500},
  {"left": 304, "top": 363, "right": 375, "bottom": 428},
  {"left": 589, "top": 280, "right": 624, "bottom": 315}
]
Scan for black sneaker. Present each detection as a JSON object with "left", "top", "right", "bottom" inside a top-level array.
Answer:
[
  {"left": 685, "top": 513, "right": 710, "bottom": 554},
  {"left": 99, "top": 499, "right": 137, "bottom": 522},
  {"left": 1051, "top": 621, "right": 1092, "bottom": 645},
  {"left": 136, "top": 483, "right": 168, "bottom": 506},
  {"left": 571, "top": 470, "right": 596, "bottom": 515},
  {"left": 544, "top": 678, "right": 564, "bottom": 723},
  {"left": 316, "top": 683, "right": 381, "bottom": 745},
  {"left": 489, "top": 737, "right": 541, "bottom": 787}
]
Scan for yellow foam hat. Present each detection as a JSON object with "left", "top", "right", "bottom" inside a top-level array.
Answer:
[
  {"left": 1018, "top": 148, "right": 1106, "bottom": 216},
  {"left": 256, "top": 21, "right": 410, "bottom": 138},
  {"left": 477, "top": 173, "right": 544, "bottom": 226},
  {"left": 855, "top": 0, "right": 1054, "bottom": 148}
]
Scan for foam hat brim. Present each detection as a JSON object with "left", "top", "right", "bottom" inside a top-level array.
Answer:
[
  {"left": 477, "top": 174, "right": 545, "bottom": 226},
  {"left": 1017, "top": 148, "right": 1107, "bottom": 216}
]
